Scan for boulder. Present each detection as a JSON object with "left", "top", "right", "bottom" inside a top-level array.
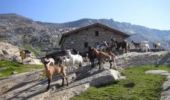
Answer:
[
  {"left": 73, "top": 69, "right": 122, "bottom": 87},
  {"left": 116, "top": 51, "right": 169, "bottom": 68},
  {"left": 145, "top": 70, "right": 169, "bottom": 76},
  {"left": 0, "top": 42, "right": 21, "bottom": 62},
  {"left": 23, "top": 58, "right": 42, "bottom": 65}
]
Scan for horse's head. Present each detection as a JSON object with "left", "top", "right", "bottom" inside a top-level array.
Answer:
[
  {"left": 91, "top": 47, "right": 99, "bottom": 55},
  {"left": 41, "top": 57, "right": 50, "bottom": 65},
  {"left": 72, "top": 48, "right": 79, "bottom": 54}
]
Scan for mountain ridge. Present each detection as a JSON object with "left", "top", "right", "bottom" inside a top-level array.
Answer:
[{"left": 0, "top": 13, "right": 170, "bottom": 51}]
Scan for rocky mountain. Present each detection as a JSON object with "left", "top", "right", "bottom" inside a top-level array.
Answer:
[
  {"left": 0, "top": 14, "right": 61, "bottom": 50},
  {"left": 0, "top": 13, "right": 170, "bottom": 53}
]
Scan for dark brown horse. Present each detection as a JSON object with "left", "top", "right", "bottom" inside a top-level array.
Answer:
[
  {"left": 116, "top": 40, "right": 129, "bottom": 53},
  {"left": 131, "top": 40, "right": 140, "bottom": 49}
]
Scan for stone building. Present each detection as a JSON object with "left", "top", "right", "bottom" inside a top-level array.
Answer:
[{"left": 59, "top": 23, "right": 129, "bottom": 53}]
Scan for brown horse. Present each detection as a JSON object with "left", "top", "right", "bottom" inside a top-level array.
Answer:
[
  {"left": 41, "top": 57, "right": 68, "bottom": 90},
  {"left": 90, "top": 47, "right": 117, "bottom": 70}
]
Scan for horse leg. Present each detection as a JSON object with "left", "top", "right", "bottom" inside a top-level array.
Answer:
[
  {"left": 61, "top": 76, "right": 65, "bottom": 86},
  {"left": 46, "top": 73, "right": 52, "bottom": 90},
  {"left": 65, "top": 76, "right": 68, "bottom": 86},
  {"left": 112, "top": 57, "right": 118, "bottom": 70},
  {"left": 90, "top": 59, "right": 95, "bottom": 68},
  {"left": 79, "top": 62, "right": 82, "bottom": 68},
  {"left": 125, "top": 47, "right": 128, "bottom": 53},
  {"left": 98, "top": 58, "right": 103, "bottom": 70},
  {"left": 64, "top": 71, "right": 68, "bottom": 86},
  {"left": 47, "top": 78, "right": 51, "bottom": 90},
  {"left": 109, "top": 60, "right": 112, "bottom": 69}
]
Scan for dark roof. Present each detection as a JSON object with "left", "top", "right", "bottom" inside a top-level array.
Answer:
[{"left": 59, "top": 23, "right": 130, "bottom": 45}]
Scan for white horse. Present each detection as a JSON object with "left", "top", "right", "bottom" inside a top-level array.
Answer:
[
  {"left": 66, "top": 49, "right": 83, "bottom": 68},
  {"left": 153, "top": 42, "right": 161, "bottom": 50},
  {"left": 140, "top": 41, "right": 150, "bottom": 52}
]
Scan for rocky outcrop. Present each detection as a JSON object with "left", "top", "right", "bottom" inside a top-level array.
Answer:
[
  {"left": 0, "top": 42, "right": 42, "bottom": 65},
  {"left": 0, "top": 42, "right": 21, "bottom": 62},
  {"left": 116, "top": 51, "right": 170, "bottom": 68},
  {"left": 23, "top": 57, "right": 42, "bottom": 65}
]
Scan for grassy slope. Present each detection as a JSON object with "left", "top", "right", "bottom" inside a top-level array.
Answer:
[
  {"left": 0, "top": 60, "right": 43, "bottom": 78},
  {"left": 72, "top": 65, "right": 170, "bottom": 100}
]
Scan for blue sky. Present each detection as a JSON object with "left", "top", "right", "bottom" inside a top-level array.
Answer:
[{"left": 0, "top": 0, "right": 170, "bottom": 30}]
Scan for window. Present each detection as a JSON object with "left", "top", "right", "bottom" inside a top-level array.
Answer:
[
  {"left": 95, "top": 31, "right": 99, "bottom": 36},
  {"left": 84, "top": 42, "right": 88, "bottom": 48}
]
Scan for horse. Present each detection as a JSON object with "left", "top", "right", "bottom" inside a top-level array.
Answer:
[
  {"left": 88, "top": 47, "right": 117, "bottom": 70},
  {"left": 87, "top": 46, "right": 97, "bottom": 68},
  {"left": 115, "top": 40, "right": 129, "bottom": 53},
  {"left": 110, "top": 39, "right": 118, "bottom": 51},
  {"left": 66, "top": 49, "right": 83, "bottom": 68},
  {"left": 153, "top": 42, "right": 161, "bottom": 50},
  {"left": 140, "top": 41, "right": 150, "bottom": 52},
  {"left": 41, "top": 57, "right": 68, "bottom": 90},
  {"left": 131, "top": 40, "right": 140, "bottom": 49}
]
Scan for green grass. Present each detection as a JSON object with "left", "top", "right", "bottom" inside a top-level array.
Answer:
[
  {"left": 71, "top": 65, "right": 170, "bottom": 100},
  {"left": 0, "top": 60, "right": 43, "bottom": 78}
]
